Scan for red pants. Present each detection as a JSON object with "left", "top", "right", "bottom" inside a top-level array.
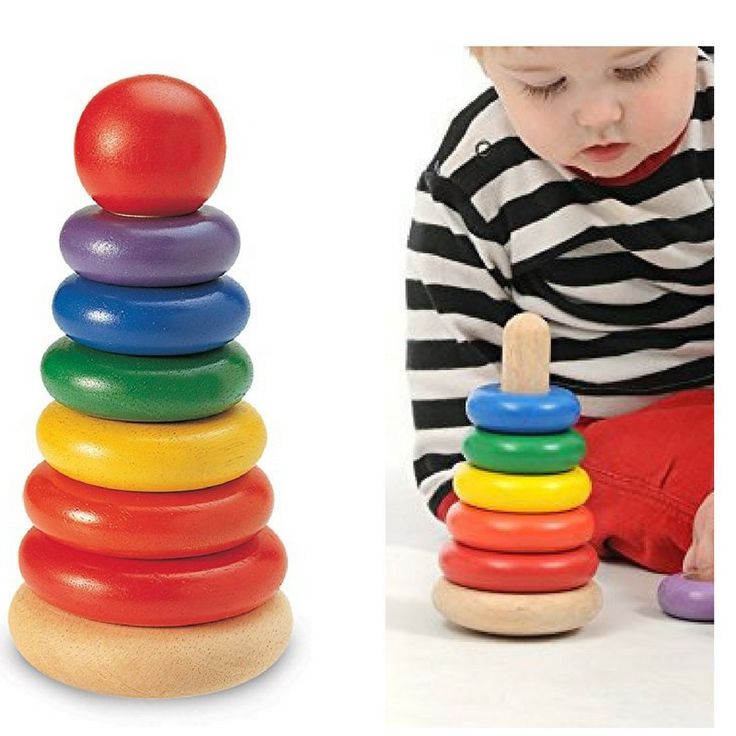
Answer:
[
  {"left": 579, "top": 388, "right": 713, "bottom": 573},
  {"left": 438, "top": 388, "right": 713, "bottom": 574}
]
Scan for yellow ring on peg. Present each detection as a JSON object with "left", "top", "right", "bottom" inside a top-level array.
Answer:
[
  {"left": 37, "top": 401, "right": 266, "bottom": 492},
  {"left": 454, "top": 462, "right": 591, "bottom": 512}
]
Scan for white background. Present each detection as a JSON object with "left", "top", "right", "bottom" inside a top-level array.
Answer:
[{"left": 0, "top": 1, "right": 730, "bottom": 733}]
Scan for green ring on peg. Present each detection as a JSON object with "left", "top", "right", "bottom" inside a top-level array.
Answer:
[
  {"left": 41, "top": 337, "right": 253, "bottom": 422},
  {"left": 462, "top": 428, "right": 586, "bottom": 474}
]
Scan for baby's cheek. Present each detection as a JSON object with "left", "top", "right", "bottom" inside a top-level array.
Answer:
[
  {"left": 628, "top": 79, "right": 694, "bottom": 148},
  {"left": 630, "top": 92, "right": 687, "bottom": 150},
  {"left": 507, "top": 104, "right": 570, "bottom": 162}
]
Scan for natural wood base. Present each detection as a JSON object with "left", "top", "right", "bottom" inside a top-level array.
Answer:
[
  {"left": 432, "top": 577, "right": 602, "bottom": 636},
  {"left": 8, "top": 584, "right": 292, "bottom": 698}
]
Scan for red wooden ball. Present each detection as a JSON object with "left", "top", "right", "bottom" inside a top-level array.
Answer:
[{"left": 74, "top": 75, "right": 226, "bottom": 216}]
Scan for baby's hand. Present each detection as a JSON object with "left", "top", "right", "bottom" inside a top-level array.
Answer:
[{"left": 682, "top": 492, "right": 714, "bottom": 581}]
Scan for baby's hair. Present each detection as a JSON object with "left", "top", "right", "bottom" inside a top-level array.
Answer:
[
  {"left": 468, "top": 47, "right": 493, "bottom": 71},
  {"left": 468, "top": 47, "right": 535, "bottom": 69}
]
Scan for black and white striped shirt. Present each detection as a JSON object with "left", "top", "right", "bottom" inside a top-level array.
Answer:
[{"left": 406, "top": 55, "right": 713, "bottom": 516}]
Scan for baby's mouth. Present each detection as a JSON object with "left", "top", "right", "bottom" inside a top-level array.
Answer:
[{"left": 581, "top": 142, "right": 630, "bottom": 163}]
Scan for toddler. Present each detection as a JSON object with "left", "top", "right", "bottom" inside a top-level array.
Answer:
[{"left": 406, "top": 47, "right": 713, "bottom": 579}]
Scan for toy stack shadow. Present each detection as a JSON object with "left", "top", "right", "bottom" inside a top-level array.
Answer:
[
  {"left": 9, "top": 75, "right": 292, "bottom": 698},
  {"left": 433, "top": 312, "right": 602, "bottom": 636}
]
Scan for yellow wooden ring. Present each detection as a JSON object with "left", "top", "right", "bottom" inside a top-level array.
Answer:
[
  {"left": 37, "top": 401, "right": 266, "bottom": 492},
  {"left": 454, "top": 462, "right": 591, "bottom": 512}
]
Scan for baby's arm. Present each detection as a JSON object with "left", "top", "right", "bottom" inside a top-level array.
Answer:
[
  {"left": 682, "top": 491, "right": 713, "bottom": 580},
  {"left": 407, "top": 172, "right": 516, "bottom": 518}
]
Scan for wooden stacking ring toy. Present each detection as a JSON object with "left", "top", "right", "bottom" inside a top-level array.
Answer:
[
  {"left": 11, "top": 75, "right": 291, "bottom": 698},
  {"left": 466, "top": 384, "right": 581, "bottom": 434},
  {"left": 42, "top": 337, "right": 253, "bottom": 422},
  {"left": 657, "top": 573, "right": 714, "bottom": 622},
  {"left": 463, "top": 428, "right": 586, "bottom": 474},
  {"left": 24, "top": 462, "right": 273, "bottom": 558},
  {"left": 37, "top": 401, "right": 267, "bottom": 491},
  {"left": 75, "top": 75, "right": 226, "bottom": 216},
  {"left": 60, "top": 205, "right": 240, "bottom": 287},
  {"left": 433, "top": 313, "right": 603, "bottom": 636},
  {"left": 433, "top": 577, "right": 602, "bottom": 636},
  {"left": 52, "top": 275, "right": 249, "bottom": 356},
  {"left": 9, "top": 585, "right": 292, "bottom": 698},
  {"left": 20, "top": 526, "right": 287, "bottom": 626},
  {"left": 454, "top": 462, "right": 591, "bottom": 512},
  {"left": 446, "top": 502, "right": 594, "bottom": 553},
  {"left": 439, "top": 540, "right": 598, "bottom": 593}
]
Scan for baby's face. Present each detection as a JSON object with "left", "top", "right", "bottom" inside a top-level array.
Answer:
[{"left": 479, "top": 47, "right": 699, "bottom": 178}]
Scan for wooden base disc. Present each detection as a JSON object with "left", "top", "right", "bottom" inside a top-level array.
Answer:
[
  {"left": 432, "top": 577, "right": 602, "bottom": 636},
  {"left": 8, "top": 584, "right": 292, "bottom": 698}
]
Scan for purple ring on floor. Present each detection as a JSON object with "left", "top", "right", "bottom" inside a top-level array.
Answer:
[
  {"left": 60, "top": 205, "right": 240, "bottom": 287},
  {"left": 657, "top": 573, "right": 714, "bottom": 622}
]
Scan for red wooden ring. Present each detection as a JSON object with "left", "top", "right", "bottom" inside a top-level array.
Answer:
[
  {"left": 19, "top": 527, "right": 287, "bottom": 626},
  {"left": 446, "top": 502, "right": 594, "bottom": 553},
  {"left": 439, "top": 541, "right": 599, "bottom": 593},
  {"left": 24, "top": 462, "right": 274, "bottom": 559}
]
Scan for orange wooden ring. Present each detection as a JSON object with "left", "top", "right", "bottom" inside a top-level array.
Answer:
[
  {"left": 19, "top": 527, "right": 287, "bottom": 626},
  {"left": 23, "top": 462, "right": 273, "bottom": 559},
  {"left": 446, "top": 502, "right": 594, "bottom": 553},
  {"left": 439, "top": 541, "right": 599, "bottom": 593}
]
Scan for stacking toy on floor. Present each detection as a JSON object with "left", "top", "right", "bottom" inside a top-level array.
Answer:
[
  {"left": 9, "top": 75, "right": 292, "bottom": 697},
  {"left": 432, "top": 312, "right": 603, "bottom": 636}
]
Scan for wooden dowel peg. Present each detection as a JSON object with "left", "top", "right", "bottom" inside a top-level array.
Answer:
[{"left": 501, "top": 313, "right": 550, "bottom": 394}]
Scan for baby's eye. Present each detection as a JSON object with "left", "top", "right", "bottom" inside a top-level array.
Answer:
[
  {"left": 521, "top": 77, "right": 567, "bottom": 101},
  {"left": 615, "top": 55, "right": 660, "bottom": 82}
]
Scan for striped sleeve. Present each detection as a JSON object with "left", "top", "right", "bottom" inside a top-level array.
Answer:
[{"left": 406, "top": 170, "right": 517, "bottom": 517}]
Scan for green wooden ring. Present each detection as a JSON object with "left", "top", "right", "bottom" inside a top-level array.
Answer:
[
  {"left": 41, "top": 337, "right": 253, "bottom": 422},
  {"left": 462, "top": 428, "right": 586, "bottom": 474}
]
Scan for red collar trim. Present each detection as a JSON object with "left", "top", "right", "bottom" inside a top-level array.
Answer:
[{"left": 566, "top": 128, "right": 687, "bottom": 187}]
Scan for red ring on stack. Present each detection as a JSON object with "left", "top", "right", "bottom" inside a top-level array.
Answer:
[
  {"left": 439, "top": 540, "right": 599, "bottom": 593},
  {"left": 19, "top": 526, "right": 287, "bottom": 626}
]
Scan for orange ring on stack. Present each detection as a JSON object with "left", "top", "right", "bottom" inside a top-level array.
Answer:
[
  {"left": 24, "top": 462, "right": 273, "bottom": 559},
  {"left": 446, "top": 502, "right": 594, "bottom": 553}
]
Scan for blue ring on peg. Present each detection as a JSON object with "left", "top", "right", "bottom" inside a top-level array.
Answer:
[
  {"left": 466, "top": 383, "right": 581, "bottom": 434},
  {"left": 52, "top": 275, "right": 249, "bottom": 356}
]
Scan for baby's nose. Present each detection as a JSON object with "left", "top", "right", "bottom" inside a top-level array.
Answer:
[{"left": 575, "top": 95, "right": 624, "bottom": 130}]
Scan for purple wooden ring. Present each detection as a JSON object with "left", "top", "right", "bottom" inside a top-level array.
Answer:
[
  {"left": 59, "top": 205, "right": 240, "bottom": 287},
  {"left": 657, "top": 573, "right": 714, "bottom": 622}
]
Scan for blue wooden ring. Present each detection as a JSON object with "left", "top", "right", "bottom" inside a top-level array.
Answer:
[
  {"left": 59, "top": 205, "right": 240, "bottom": 287},
  {"left": 52, "top": 275, "right": 249, "bottom": 356},
  {"left": 466, "top": 383, "right": 580, "bottom": 434}
]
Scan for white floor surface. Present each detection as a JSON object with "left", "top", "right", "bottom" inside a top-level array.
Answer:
[{"left": 385, "top": 477, "right": 714, "bottom": 728}]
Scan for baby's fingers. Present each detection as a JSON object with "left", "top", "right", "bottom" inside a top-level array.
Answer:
[{"left": 682, "top": 537, "right": 714, "bottom": 581}]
